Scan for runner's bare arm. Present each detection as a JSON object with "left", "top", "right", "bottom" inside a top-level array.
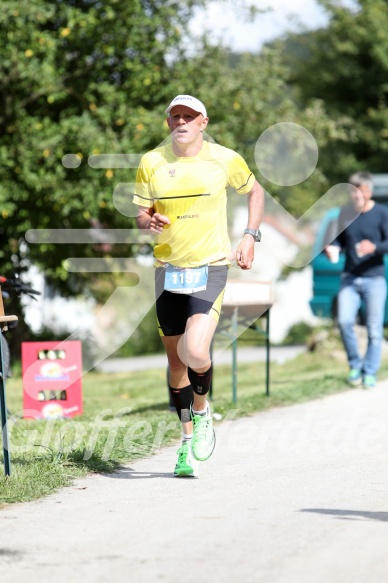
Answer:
[{"left": 236, "top": 180, "right": 264, "bottom": 270}]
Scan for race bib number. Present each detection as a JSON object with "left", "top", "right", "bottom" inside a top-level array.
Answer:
[{"left": 164, "top": 265, "right": 208, "bottom": 294}]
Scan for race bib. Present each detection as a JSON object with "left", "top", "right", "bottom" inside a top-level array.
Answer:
[{"left": 164, "top": 264, "right": 208, "bottom": 294}]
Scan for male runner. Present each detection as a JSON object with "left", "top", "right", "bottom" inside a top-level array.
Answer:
[{"left": 134, "top": 94, "right": 264, "bottom": 477}]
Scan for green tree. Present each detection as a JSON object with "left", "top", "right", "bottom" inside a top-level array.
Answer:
[
  {"left": 0, "top": 0, "right": 207, "bottom": 293},
  {"left": 284, "top": 0, "right": 388, "bottom": 181}
]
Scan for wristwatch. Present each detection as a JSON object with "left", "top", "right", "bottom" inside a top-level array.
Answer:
[{"left": 244, "top": 228, "right": 261, "bottom": 242}]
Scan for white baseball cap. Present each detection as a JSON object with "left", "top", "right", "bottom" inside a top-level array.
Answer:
[{"left": 165, "top": 95, "right": 207, "bottom": 117}]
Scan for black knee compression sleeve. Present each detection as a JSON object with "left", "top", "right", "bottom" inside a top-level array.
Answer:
[
  {"left": 188, "top": 365, "right": 213, "bottom": 396},
  {"left": 169, "top": 385, "right": 193, "bottom": 423}
]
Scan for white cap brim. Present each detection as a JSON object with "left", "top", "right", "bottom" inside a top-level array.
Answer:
[{"left": 165, "top": 94, "right": 207, "bottom": 117}]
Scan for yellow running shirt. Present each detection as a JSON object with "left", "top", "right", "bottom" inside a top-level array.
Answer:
[{"left": 133, "top": 140, "right": 256, "bottom": 267}]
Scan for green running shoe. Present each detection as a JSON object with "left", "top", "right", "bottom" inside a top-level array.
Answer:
[
  {"left": 191, "top": 407, "right": 216, "bottom": 461},
  {"left": 174, "top": 441, "right": 199, "bottom": 478}
]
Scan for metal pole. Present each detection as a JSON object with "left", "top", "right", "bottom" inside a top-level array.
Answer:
[
  {"left": 0, "top": 327, "right": 11, "bottom": 476},
  {"left": 232, "top": 307, "right": 238, "bottom": 404},
  {"left": 265, "top": 309, "right": 270, "bottom": 397}
]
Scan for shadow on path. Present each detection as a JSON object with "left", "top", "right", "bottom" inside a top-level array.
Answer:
[
  {"left": 106, "top": 467, "right": 177, "bottom": 480},
  {"left": 300, "top": 508, "right": 388, "bottom": 522}
]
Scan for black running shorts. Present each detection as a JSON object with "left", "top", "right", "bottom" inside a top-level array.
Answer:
[{"left": 155, "top": 265, "right": 228, "bottom": 337}]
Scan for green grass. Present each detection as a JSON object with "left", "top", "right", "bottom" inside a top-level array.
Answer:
[{"left": 1, "top": 339, "right": 388, "bottom": 507}]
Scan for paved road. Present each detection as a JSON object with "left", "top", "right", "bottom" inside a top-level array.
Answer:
[
  {"left": 2, "top": 381, "right": 388, "bottom": 582},
  {"left": 96, "top": 345, "right": 306, "bottom": 373}
]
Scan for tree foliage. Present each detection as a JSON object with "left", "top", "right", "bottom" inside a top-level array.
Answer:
[
  {"left": 0, "top": 0, "right": 206, "bottom": 291},
  {"left": 284, "top": 0, "right": 388, "bottom": 180}
]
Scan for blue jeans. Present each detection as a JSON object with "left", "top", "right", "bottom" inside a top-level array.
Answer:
[{"left": 338, "top": 274, "right": 387, "bottom": 375}]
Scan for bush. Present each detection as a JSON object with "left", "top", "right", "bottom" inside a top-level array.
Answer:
[{"left": 282, "top": 322, "right": 314, "bottom": 345}]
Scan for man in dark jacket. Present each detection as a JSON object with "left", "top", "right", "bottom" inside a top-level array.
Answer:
[{"left": 326, "top": 171, "right": 388, "bottom": 388}]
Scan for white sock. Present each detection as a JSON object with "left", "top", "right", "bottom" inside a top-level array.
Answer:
[
  {"left": 182, "top": 433, "right": 192, "bottom": 442},
  {"left": 192, "top": 401, "right": 209, "bottom": 416}
]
